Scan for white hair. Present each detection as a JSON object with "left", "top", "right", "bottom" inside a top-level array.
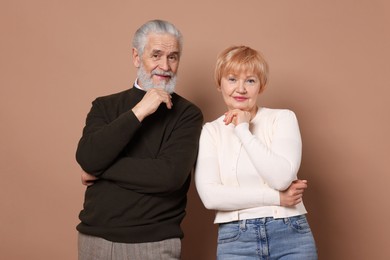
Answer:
[{"left": 132, "top": 19, "right": 183, "bottom": 56}]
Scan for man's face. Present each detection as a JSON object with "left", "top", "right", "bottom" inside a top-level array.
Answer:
[{"left": 133, "top": 33, "right": 180, "bottom": 93}]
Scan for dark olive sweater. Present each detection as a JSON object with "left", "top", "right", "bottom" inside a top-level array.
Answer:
[{"left": 75, "top": 87, "right": 203, "bottom": 243}]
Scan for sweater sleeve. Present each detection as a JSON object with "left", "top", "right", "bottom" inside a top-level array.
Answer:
[
  {"left": 234, "top": 110, "right": 302, "bottom": 191},
  {"left": 75, "top": 98, "right": 142, "bottom": 175},
  {"left": 100, "top": 106, "right": 203, "bottom": 194},
  {"left": 194, "top": 124, "right": 280, "bottom": 211}
]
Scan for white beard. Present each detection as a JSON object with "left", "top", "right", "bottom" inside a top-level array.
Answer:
[{"left": 137, "top": 65, "right": 177, "bottom": 94}]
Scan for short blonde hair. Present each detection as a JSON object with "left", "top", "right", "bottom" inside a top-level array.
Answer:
[{"left": 214, "top": 46, "right": 269, "bottom": 92}]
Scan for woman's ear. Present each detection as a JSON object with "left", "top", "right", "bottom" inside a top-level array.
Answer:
[{"left": 258, "top": 85, "right": 267, "bottom": 94}]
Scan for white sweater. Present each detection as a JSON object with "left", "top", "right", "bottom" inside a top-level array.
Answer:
[{"left": 195, "top": 107, "right": 307, "bottom": 224}]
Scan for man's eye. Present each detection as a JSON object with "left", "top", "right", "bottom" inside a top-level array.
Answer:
[{"left": 168, "top": 55, "right": 177, "bottom": 61}]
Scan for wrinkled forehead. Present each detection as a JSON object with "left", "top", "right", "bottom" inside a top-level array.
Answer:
[{"left": 145, "top": 33, "right": 180, "bottom": 53}]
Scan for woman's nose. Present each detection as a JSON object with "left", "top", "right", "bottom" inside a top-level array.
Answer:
[{"left": 236, "top": 81, "right": 247, "bottom": 93}]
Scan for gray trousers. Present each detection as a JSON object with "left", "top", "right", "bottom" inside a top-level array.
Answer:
[{"left": 78, "top": 233, "right": 181, "bottom": 260}]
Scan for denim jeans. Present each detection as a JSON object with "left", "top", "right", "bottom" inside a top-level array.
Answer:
[{"left": 217, "top": 215, "right": 317, "bottom": 260}]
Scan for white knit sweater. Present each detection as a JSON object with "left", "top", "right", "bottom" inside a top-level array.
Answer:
[{"left": 195, "top": 107, "right": 307, "bottom": 224}]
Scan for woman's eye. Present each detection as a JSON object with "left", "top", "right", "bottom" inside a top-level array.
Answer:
[{"left": 228, "top": 78, "right": 236, "bottom": 82}]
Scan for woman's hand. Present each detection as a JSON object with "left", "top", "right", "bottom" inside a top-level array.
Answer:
[
  {"left": 223, "top": 109, "right": 251, "bottom": 126},
  {"left": 280, "top": 180, "right": 308, "bottom": 207}
]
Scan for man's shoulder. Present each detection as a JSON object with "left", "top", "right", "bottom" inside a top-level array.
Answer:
[
  {"left": 92, "top": 88, "right": 144, "bottom": 110},
  {"left": 172, "top": 93, "right": 202, "bottom": 114},
  {"left": 95, "top": 88, "right": 132, "bottom": 102}
]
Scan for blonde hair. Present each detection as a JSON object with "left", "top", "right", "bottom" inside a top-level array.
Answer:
[{"left": 214, "top": 46, "right": 269, "bottom": 92}]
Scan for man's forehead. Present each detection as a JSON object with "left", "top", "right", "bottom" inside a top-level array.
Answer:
[{"left": 145, "top": 33, "right": 180, "bottom": 52}]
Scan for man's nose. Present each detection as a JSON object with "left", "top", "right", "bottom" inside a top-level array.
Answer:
[{"left": 158, "top": 57, "right": 170, "bottom": 71}]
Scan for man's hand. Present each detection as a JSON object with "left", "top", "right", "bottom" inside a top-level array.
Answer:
[
  {"left": 81, "top": 171, "right": 98, "bottom": 186},
  {"left": 280, "top": 180, "right": 308, "bottom": 207},
  {"left": 132, "top": 88, "right": 173, "bottom": 122}
]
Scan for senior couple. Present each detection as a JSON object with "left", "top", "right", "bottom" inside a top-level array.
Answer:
[{"left": 75, "top": 20, "right": 317, "bottom": 260}]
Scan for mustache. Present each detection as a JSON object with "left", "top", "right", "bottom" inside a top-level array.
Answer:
[{"left": 151, "top": 70, "right": 174, "bottom": 77}]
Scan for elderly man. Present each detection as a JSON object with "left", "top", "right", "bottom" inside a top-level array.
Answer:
[{"left": 75, "top": 20, "right": 203, "bottom": 260}]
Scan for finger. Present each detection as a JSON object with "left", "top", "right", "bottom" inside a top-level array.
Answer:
[
  {"left": 82, "top": 172, "right": 97, "bottom": 181},
  {"left": 164, "top": 95, "right": 173, "bottom": 109},
  {"left": 152, "top": 90, "right": 172, "bottom": 109},
  {"left": 294, "top": 182, "right": 308, "bottom": 189},
  {"left": 224, "top": 113, "right": 232, "bottom": 125},
  {"left": 81, "top": 179, "right": 90, "bottom": 186}
]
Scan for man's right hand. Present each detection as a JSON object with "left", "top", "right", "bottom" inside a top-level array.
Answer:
[
  {"left": 280, "top": 179, "right": 308, "bottom": 207},
  {"left": 132, "top": 88, "right": 173, "bottom": 122},
  {"left": 81, "top": 171, "right": 98, "bottom": 186}
]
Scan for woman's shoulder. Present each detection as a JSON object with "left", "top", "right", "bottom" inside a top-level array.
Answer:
[
  {"left": 258, "top": 107, "right": 297, "bottom": 119},
  {"left": 201, "top": 114, "right": 230, "bottom": 134},
  {"left": 203, "top": 114, "right": 226, "bottom": 127}
]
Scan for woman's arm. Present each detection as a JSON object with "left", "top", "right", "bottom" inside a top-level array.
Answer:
[
  {"left": 195, "top": 125, "right": 280, "bottom": 211},
  {"left": 235, "top": 110, "right": 302, "bottom": 191}
]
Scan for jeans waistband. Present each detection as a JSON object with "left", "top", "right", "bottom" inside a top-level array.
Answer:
[
  {"left": 228, "top": 217, "right": 277, "bottom": 225},
  {"left": 244, "top": 217, "right": 276, "bottom": 224}
]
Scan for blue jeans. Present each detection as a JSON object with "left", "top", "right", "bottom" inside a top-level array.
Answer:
[{"left": 217, "top": 215, "right": 317, "bottom": 260}]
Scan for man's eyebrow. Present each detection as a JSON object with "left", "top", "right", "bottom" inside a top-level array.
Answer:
[
  {"left": 151, "top": 49, "right": 180, "bottom": 56},
  {"left": 168, "top": 51, "right": 180, "bottom": 56},
  {"left": 151, "top": 49, "right": 162, "bottom": 55}
]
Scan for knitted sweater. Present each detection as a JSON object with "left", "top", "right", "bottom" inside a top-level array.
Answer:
[
  {"left": 195, "top": 108, "right": 307, "bottom": 224},
  {"left": 76, "top": 87, "right": 203, "bottom": 243}
]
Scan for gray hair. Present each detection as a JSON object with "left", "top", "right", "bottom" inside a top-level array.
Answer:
[{"left": 132, "top": 20, "right": 183, "bottom": 56}]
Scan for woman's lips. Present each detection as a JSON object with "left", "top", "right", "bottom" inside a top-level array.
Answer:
[{"left": 233, "top": 96, "right": 247, "bottom": 101}]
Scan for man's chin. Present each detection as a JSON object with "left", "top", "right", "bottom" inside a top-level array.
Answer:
[{"left": 152, "top": 79, "right": 171, "bottom": 87}]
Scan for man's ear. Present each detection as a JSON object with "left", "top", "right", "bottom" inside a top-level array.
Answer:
[{"left": 132, "top": 48, "right": 140, "bottom": 68}]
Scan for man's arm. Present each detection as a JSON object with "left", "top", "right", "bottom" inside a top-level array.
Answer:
[
  {"left": 76, "top": 88, "right": 173, "bottom": 175},
  {"left": 101, "top": 105, "right": 203, "bottom": 194},
  {"left": 75, "top": 98, "right": 141, "bottom": 175}
]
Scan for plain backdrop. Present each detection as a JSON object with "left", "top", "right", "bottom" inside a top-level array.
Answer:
[{"left": 1, "top": 0, "right": 389, "bottom": 259}]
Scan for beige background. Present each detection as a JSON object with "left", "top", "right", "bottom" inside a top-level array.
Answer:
[{"left": 1, "top": 0, "right": 389, "bottom": 259}]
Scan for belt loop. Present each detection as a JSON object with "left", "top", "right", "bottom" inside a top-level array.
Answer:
[{"left": 240, "top": 219, "right": 247, "bottom": 230}]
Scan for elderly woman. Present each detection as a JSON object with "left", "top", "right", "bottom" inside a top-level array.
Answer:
[{"left": 195, "top": 46, "right": 317, "bottom": 259}]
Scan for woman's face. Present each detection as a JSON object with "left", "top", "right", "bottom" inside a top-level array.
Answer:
[{"left": 219, "top": 70, "right": 261, "bottom": 114}]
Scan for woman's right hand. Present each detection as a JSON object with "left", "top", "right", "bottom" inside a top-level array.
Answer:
[
  {"left": 223, "top": 109, "right": 251, "bottom": 126},
  {"left": 280, "top": 180, "right": 308, "bottom": 207}
]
